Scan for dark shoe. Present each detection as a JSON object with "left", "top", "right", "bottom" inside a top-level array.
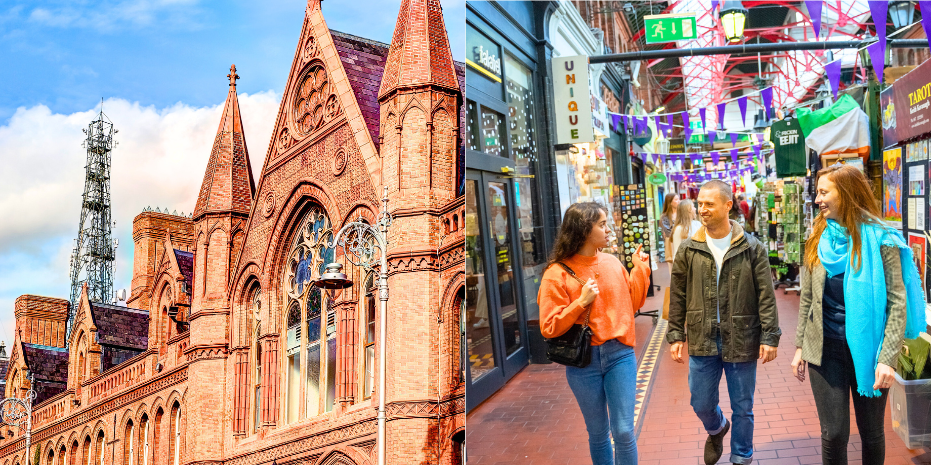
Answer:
[{"left": 703, "top": 419, "right": 730, "bottom": 465}]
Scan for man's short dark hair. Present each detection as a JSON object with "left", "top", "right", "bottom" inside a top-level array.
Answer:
[{"left": 701, "top": 180, "right": 733, "bottom": 203}]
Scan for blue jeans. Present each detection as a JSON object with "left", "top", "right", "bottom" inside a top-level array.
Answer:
[
  {"left": 565, "top": 339, "right": 638, "bottom": 465},
  {"left": 688, "top": 335, "right": 757, "bottom": 464}
]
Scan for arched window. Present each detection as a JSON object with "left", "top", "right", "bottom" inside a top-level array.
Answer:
[
  {"left": 58, "top": 446, "right": 66, "bottom": 465},
  {"left": 363, "top": 274, "right": 376, "bottom": 399},
  {"left": 153, "top": 409, "right": 163, "bottom": 465},
  {"left": 253, "top": 323, "right": 262, "bottom": 432},
  {"left": 139, "top": 414, "right": 149, "bottom": 465},
  {"left": 95, "top": 431, "right": 104, "bottom": 465},
  {"left": 69, "top": 440, "right": 78, "bottom": 465},
  {"left": 82, "top": 437, "right": 90, "bottom": 465},
  {"left": 283, "top": 206, "right": 337, "bottom": 421},
  {"left": 168, "top": 403, "right": 180, "bottom": 465},
  {"left": 124, "top": 420, "right": 134, "bottom": 465},
  {"left": 45, "top": 448, "right": 53, "bottom": 465}
]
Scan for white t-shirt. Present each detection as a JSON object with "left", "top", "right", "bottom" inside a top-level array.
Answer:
[{"left": 706, "top": 229, "right": 733, "bottom": 322}]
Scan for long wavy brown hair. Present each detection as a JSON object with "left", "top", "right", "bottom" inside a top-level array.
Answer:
[
  {"left": 547, "top": 201, "right": 607, "bottom": 268},
  {"left": 804, "top": 164, "right": 883, "bottom": 271},
  {"left": 661, "top": 193, "right": 678, "bottom": 219}
]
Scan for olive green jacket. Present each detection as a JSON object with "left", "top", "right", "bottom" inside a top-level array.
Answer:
[
  {"left": 796, "top": 246, "right": 907, "bottom": 367},
  {"left": 667, "top": 221, "right": 782, "bottom": 362}
]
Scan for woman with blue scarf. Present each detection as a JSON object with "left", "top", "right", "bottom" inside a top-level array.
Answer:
[{"left": 791, "top": 164, "right": 925, "bottom": 465}]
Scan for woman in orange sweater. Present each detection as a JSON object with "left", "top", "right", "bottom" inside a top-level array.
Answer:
[{"left": 539, "top": 201, "right": 652, "bottom": 465}]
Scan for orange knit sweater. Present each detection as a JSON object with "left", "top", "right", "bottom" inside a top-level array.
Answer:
[{"left": 538, "top": 252, "right": 651, "bottom": 347}]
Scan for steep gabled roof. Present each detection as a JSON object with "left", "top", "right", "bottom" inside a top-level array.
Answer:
[
  {"left": 193, "top": 65, "right": 255, "bottom": 220},
  {"left": 21, "top": 343, "right": 68, "bottom": 403},
  {"left": 174, "top": 249, "right": 194, "bottom": 293},
  {"left": 89, "top": 302, "right": 149, "bottom": 351},
  {"left": 331, "top": 30, "right": 389, "bottom": 145}
]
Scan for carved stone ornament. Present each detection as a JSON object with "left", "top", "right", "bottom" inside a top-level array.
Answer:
[
  {"left": 263, "top": 192, "right": 276, "bottom": 218},
  {"left": 333, "top": 149, "right": 347, "bottom": 176},
  {"left": 276, "top": 127, "right": 292, "bottom": 154},
  {"left": 302, "top": 35, "right": 317, "bottom": 61},
  {"left": 291, "top": 64, "right": 337, "bottom": 137}
]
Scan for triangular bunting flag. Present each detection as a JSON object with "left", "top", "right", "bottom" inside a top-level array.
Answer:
[
  {"left": 806, "top": 0, "right": 823, "bottom": 39},
  {"left": 921, "top": 1, "right": 931, "bottom": 51},
  {"left": 867, "top": 41, "right": 886, "bottom": 84},
  {"left": 731, "top": 148, "right": 739, "bottom": 163},
  {"left": 711, "top": 151, "right": 720, "bottom": 165},
  {"left": 761, "top": 87, "right": 774, "bottom": 119},
  {"left": 700, "top": 107, "right": 707, "bottom": 133},
  {"left": 682, "top": 111, "right": 692, "bottom": 140},
  {"left": 717, "top": 102, "right": 727, "bottom": 130},
  {"left": 825, "top": 59, "right": 842, "bottom": 99},
  {"left": 730, "top": 132, "right": 739, "bottom": 147},
  {"left": 738, "top": 96, "right": 748, "bottom": 126}
]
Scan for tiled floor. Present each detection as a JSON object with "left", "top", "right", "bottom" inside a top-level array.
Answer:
[{"left": 466, "top": 262, "right": 931, "bottom": 465}]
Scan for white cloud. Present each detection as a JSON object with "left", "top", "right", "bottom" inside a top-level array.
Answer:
[
  {"left": 25, "top": 0, "right": 203, "bottom": 32},
  {"left": 0, "top": 90, "right": 281, "bottom": 341}
]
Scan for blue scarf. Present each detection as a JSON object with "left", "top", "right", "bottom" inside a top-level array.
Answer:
[{"left": 818, "top": 219, "right": 926, "bottom": 397}]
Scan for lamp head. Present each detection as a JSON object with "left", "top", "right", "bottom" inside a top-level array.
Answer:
[
  {"left": 316, "top": 263, "right": 354, "bottom": 290},
  {"left": 720, "top": 0, "right": 748, "bottom": 43}
]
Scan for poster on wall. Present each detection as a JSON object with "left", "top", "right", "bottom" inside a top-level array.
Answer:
[
  {"left": 910, "top": 165, "right": 926, "bottom": 195},
  {"left": 884, "top": 147, "right": 903, "bottom": 227},
  {"left": 908, "top": 233, "right": 927, "bottom": 300},
  {"left": 890, "top": 59, "right": 931, "bottom": 142},
  {"left": 882, "top": 85, "right": 898, "bottom": 148}
]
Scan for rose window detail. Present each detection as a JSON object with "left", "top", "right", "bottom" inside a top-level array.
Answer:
[{"left": 291, "top": 65, "right": 337, "bottom": 137}]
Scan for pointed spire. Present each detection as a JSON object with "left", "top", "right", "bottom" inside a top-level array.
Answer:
[
  {"left": 193, "top": 65, "right": 256, "bottom": 220},
  {"left": 378, "top": 0, "right": 459, "bottom": 100}
]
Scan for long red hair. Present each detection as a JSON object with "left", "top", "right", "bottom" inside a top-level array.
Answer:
[{"left": 804, "top": 164, "right": 883, "bottom": 271}]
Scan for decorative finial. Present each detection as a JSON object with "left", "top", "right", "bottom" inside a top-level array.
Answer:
[{"left": 228, "top": 64, "right": 240, "bottom": 87}]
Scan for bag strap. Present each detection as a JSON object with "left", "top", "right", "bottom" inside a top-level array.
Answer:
[{"left": 556, "top": 262, "right": 594, "bottom": 326}]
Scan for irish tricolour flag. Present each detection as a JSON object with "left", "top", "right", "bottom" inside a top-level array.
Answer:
[{"left": 797, "top": 94, "right": 870, "bottom": 157}]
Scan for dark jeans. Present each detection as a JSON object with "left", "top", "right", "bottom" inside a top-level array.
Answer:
[
  {"left": 688, "top": 333, "right": 757, "bottom": 464},
  {"left": 809, "top": 336, "right": 888, "bottom": 465},
  {"left": 565, "top": 339, "right": 638, "bottom": 465}
]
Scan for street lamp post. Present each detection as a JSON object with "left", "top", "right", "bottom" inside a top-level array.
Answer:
[
  {"left": 720, "top": 0, "right": 748, "bottom": 43},
  {"left": 320, "top": 187, "right": 391, "bottom": 465},
  {"left": 0, "top": 373, "right": 35, "bottom": 465}
]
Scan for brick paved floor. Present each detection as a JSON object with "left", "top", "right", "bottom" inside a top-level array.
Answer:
[{"left": 467, "top": 262, "right": 931, "bottom": 465}]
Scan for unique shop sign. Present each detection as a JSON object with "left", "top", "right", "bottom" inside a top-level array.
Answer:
[
  {"left": 644, "top": 13, "right": 697, "bottom": 44},
  {"left": 552, "top": 55, "right": 594, "bottom": 144},
  {"left": 648, "top": 173, "right": 667, "bottom": 185}
]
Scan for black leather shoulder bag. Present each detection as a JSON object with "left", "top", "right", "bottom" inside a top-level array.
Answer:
[{"left": 544, "top": 263, "right": 594, "bottom": 368}]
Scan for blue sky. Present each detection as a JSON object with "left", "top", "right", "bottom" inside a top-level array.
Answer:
[
  {"left": 0, "top": 0, "right": 465, "bottom": 344},
  {"left": 1, "top": 0, "right": 465, "bottom": 121}
]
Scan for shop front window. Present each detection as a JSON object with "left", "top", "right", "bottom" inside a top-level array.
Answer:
[{"left": 505, "top": 54, "right": 545, "bottom": 323}]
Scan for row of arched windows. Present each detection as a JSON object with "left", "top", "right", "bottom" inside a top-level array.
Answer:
[{"left": 35, "top": 403, "right": 180, "bottom": 465}]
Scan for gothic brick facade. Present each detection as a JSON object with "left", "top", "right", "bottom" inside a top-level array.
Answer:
[{"left": 0, "top": 1, "right": 464, "bottom": 464}]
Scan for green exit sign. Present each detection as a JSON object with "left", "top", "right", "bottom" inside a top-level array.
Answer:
[{"left": 644, "top": 14, "right": 698, "bottom": 44}]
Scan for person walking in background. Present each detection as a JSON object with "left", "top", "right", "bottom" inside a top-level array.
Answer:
[
  {"left": 661, "top": 193, "right": 680, "bottom": 262},
  {"left": 667, "top": 180, "right": 781, "bottom": 465},
  {"left": 791, "top": 164, "right": 925, "bottom": 465},
  {"left": 538, "top": 201, "right": 652, "bottom": 465},
  {"left": 738, "top": 194, "right": 750, "bottom": 220},
  {"left": 671, "top": 199, "right": 702, "bottom": 260}
]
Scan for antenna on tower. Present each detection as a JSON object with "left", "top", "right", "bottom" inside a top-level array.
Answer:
[{"left": 68, "top": 106, "right": 116, "bottom": 337}]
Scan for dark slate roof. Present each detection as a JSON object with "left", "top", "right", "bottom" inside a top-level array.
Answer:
[
  {"left": 90, "top": 302, "right": 149, "bottom": 351},
  {"left": 21, "top": 344, "right": 68, "bottom": 383},
  {"left": 174, "top": 249, "right": 194, "bottom": 293},
  {"left": 331, "top": 30, "right": 389, "bottom": 145}
]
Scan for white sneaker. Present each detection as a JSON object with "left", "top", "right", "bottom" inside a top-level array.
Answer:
[{"left": 472, "top": 318, "right": 489, "bottom": 329}]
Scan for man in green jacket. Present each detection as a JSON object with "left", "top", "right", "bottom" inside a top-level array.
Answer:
[{"left": 668, "top": 180, "right": 782, "bottom": 465}]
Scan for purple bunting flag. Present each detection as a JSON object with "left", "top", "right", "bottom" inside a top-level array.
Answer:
[
  {"left": 731, "top": 148, "right": 739, "bottom": 163},
  {"left": 921, "top": 1, "right": 931, "bottom": 51},
  {"left": 682, "top": 112, "right": 692, "bottom": 140},
  {"left": 752, "top": 144, "right": 761, "bottom": 160},
  {"left": 711, "top": 0, "right": 719, "bottom": 12},
  {"left": 730, "top": 132, "right": 739, "bottom": 147},
  {"left": 825, "top": 59, "right": 842, "bottom": 99},
  {"left": 761, "top": 87, "right": 774, "bottom": 119},
  {"left": 867, "top": 41, "right": 886, "bottom": 84},
  {"left": 621, "top": 115, "right": 629, "bottom": 133},
  {"left": 717, "top": 102, "right": 727, "bottom": 130},
  {"left": 806, "top": 0, "right": 823, "bottom": 39},
  {"left": 868, "top": 1, "right": 888, "bottom": 50},
  {"left": 738, "top": 96, "right": 748, "bottom": 126},
  {"left": 711, "top": 151, "right": 720, "bottom": 165},
  {"left": 659, "top": 153, "right": 666, "bottom": 164},
  {"left": 611, "top": 114, "right": 622, "bottom": 133},
  {"left": 699, "top": 107, "right": 707, "bottom": 133}
]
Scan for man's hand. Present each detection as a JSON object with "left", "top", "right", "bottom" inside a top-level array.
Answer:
[
  {"left": 790, "top": 348, "right": 806, "bottom": 382},
  {"left": 873, "top": 363, "right": 895, "bottom": 390},
  {"left": 759, "top": 345, "right": 777, "bottom": 364},
  {"left": 670, "top": 341, "right": 685, "bottom": 363}
]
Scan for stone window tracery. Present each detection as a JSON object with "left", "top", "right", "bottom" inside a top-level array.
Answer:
[
  {"left": 291, "top": 65, "right": 335, "bottom": 137},
  {"left": 282, "top": 206, "right": 338, "bottom": 422}
]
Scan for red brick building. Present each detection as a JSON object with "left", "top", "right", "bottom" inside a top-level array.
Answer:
[{"left": 0, "top": 0, "right": 464, "bottom": 464}]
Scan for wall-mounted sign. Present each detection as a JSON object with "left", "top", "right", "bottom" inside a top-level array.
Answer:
[
  {"left": 466, "top": 26, "right": 502, "bottom": 83},
  {"left": 553, "top": 55, "right": 594, "bottom": 144},
  {"left": 644, "top": 13, "right": 698, "bottom": 44},
  {"left": 648, "top": 173, "right": 667, "bottom": 185}
]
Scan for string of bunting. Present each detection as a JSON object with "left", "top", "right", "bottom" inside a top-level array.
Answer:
[
  {"left": 606, "top": 87, "right": 775, "bottom": 139},
  {"left": 635, "top": 143, "right": 767, "bottom": 166}
]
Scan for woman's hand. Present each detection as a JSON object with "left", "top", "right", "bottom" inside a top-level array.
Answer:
[
  {"left": 873, "top": 363, "right": 896, "bottom": 390},
  {"left": 791, "top": 348, "right": 806, "bottom": 382},
  {"left": 578, "top": 278, "right": 599, "bottom": 307},
  {"left": 631, "top": 244, "right": 650, "bottom": 266}
]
